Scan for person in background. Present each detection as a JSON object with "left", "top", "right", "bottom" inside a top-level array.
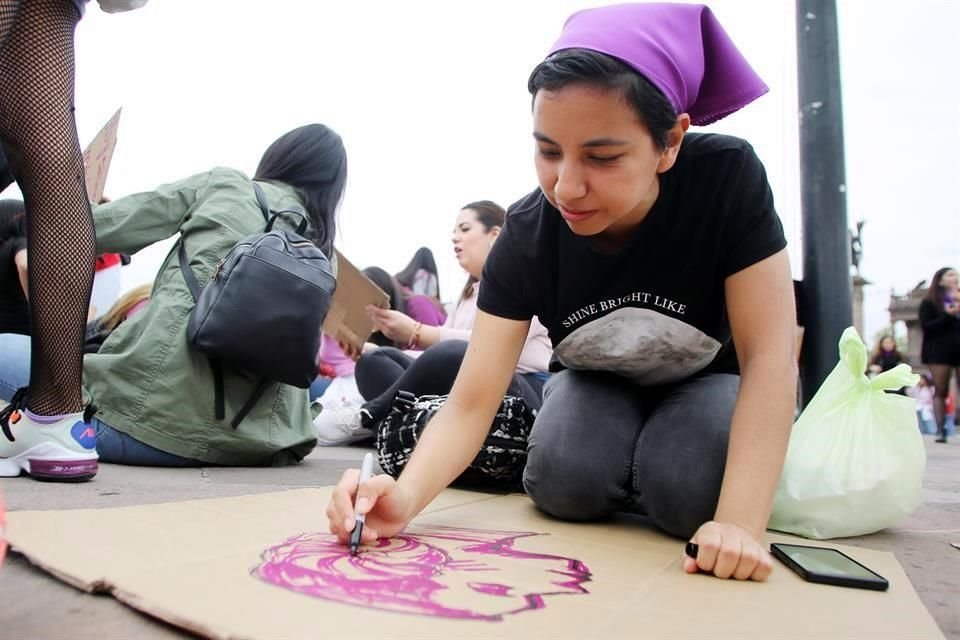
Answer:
[
  {"left": 868, "top": 335, "right": 906, "bottom": 375},
  {"left": 1, "top": 197, "right": 136, "bottom": 330},
  {"left": 395, "top": 246, "right": 441, "bottom": 300},
  {"left": 83, "top": 282, "right": 151, "bottom": 354},
  {"left": 945, "top": 385, "right": 957, "bottom": 438},
  {"left": 908, "top": 373, "right": 937, "bottom": 435},
  {"left": 313, "top": 201, "right": 551, "bottom": 446},
  {"left": 0, "top": 198, "right": 28, "bottom": 336},
  {"left": 362, "top": 266, "right": 446, "bottom": 348},
  {"left": 327, "top": 3, "right": 796, "bottom": 583},
  {"left": 1, "top": 123, "right": 347, "bottom": 469},
  {"left": 919, "top": 266, "right": 960, "bottom": 443},
  {"left": 89, "top": 252, "right": 123, "bottom": 320},
  {"left": 868, "top": 334, "right": 908, "bottom": 394}
]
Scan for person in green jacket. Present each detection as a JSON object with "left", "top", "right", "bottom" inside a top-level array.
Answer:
[{"left": 0, "top": 123, "right": 347, "bottom": 475}]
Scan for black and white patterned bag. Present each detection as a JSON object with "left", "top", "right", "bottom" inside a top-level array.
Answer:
[{"left": 376, "top": 390, "right": 537, "bottom": 489}]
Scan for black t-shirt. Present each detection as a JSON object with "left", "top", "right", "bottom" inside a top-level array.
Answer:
[
  {"left": 479, "top": 133, "right": 787, "bottom": 385},
  {"left": 0, "top": 202, "right": 29, "bottom": 335}
]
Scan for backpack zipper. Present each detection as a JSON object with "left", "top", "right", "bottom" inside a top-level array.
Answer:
[{"left": 211, "top": 257, "right": 225, "bottom": 280}]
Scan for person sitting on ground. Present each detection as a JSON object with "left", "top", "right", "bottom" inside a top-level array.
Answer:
[
  {"left": 362, "top": 266, "right": 446, "bottom": 348},
  {"left": 868, "top": 334, "right": 908, "bottom": 394},
  {"left": 313, "top": 201, "right": 552, "bottom": 446},
  {"left": 0, "top": 123, "right": 348, "bottom": 467},
  {"left": 83, "top": 282, "right": 151, "bottom": 354},
  {"left": 327, "top": 3, "right": 797, "bottom": 583},
  {"left": 868, "top": 335, "right": 906, "bottom": 375},
  {"left": 0, "top": 197, "right": 138, "bottom": 335},
  {"left": 0, "top": 198, "right": 28, "bottom": 336},
  {"left": 395, "top": 246, "right": 441, "bottom": 301},
  {"left": 309, "top": 266, "right": 448, "bottom": 441}
]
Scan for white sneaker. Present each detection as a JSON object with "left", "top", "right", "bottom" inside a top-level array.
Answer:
[
  {"left": 0, "top": 388, "right": 99, "bottom": 481},
  {"left": 313, "top": 406, "right": 375, "bottom": 446}
]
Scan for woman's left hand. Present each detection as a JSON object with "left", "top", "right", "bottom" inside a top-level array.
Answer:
[
  {"left": 367, "top": 306, "right": 416, "bottom": 344},
  {"left": 683, "top": 521, "right": 773, "bottom": 581}
]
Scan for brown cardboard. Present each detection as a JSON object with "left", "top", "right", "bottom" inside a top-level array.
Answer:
[
  {"left": 82, "top": 108, "right": 122, "bottom": 203},
  {"left": 322, "top": 250, "right": 389, "bottom": 351},
  {"left": 6, "top": 489, "right": 943, "bottom": 640}
]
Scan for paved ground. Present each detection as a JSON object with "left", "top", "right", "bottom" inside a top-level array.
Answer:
[{"left": 1, "top": 438, "right": 957, "bottom": 639}]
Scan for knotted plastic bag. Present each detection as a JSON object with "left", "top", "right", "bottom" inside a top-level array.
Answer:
[{"left": 769, "top": 327, "right": 924, "bottom": 539}]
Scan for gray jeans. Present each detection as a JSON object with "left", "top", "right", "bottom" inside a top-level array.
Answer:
[{"left": 523, "top": 369, "right": 739, "bottom": 539}]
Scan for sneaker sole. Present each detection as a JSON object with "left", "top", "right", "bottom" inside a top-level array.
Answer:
[{"left": 0, "top": 442, "right": 98, "bottom": 481}]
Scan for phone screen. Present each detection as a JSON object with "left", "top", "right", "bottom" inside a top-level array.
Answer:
[{"left": 774, "top": 544, "right": 880, "bottom": 580}]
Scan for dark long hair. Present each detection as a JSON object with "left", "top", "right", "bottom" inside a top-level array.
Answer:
[
  {"left": 872, "top": 334, "right": 904, "bottom": 362},
  {"left": 527, "top": 48, "right": 678, "bottom": 150},
  {"left": 363, "top": 266, "right": 407, "bottom": 316},
  {"left": 395, "top": 247, "right": 439, "bottom": 297},
  {"left": 254, "top": 124, "right": 347, "bottom": 255},
  {"left": 362, "top": 266, "right": 408, "bottom": 348},
  {"left": 926, "top": 267, "right": 956, "bottom": 307},
  {"left": 460, "top": 200, "right": 506, "bottom": 302}
]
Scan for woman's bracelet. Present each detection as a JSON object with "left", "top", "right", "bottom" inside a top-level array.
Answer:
[{"left": 407, "top": 322, "right": 423, "bottom": 349}]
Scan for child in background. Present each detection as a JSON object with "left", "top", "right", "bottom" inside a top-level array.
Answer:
[{"left": 910, "top": 374, "right": 937, "bottom": 435}]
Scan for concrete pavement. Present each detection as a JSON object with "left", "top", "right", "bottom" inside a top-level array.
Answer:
[{"left": 1, "top": 438, "right": 957, "bottom": 639}]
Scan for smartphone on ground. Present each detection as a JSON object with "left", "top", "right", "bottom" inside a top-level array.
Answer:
[{"left": 770, "top": 543, "right": 889, "bottom": 591}]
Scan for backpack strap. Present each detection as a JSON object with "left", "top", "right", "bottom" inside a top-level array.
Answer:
[
  {"left": 178, "top": 239, "right": 228, "bottom": 421},
  {"left": 177, "top": 239, "right": 203, "bottom": 301},
  {"left": 211, "top": 358, "right": 226, "bottom": 420},
  {"left": 252, "top": 181, "right": 271, "bottom": 224},
  {"left": 177, "top": 188, "right": 278, "bottom": 426},
  {"left": 231, "top": 379, "right": 272, "bottom": 429},
  {"left": 254, "top": 180, "right": 309, "bottom": 236}
]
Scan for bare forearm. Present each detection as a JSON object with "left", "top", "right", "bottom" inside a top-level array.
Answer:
[
  {"left": 396, "top": 396, "right": 499, "bottom": 515},
  {"left": 715, "top": 355, "right": 797, "bottom": 536},
  {"left": 416, "top": 324, "right": 470, "bottom": 349},
  {"left": 15, "top": 249, "right": 28, "bottom": 299}
]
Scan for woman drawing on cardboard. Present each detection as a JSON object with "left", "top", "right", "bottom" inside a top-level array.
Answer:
[{"left": 328, "top": 3, "right": 797, "bottom": 582}]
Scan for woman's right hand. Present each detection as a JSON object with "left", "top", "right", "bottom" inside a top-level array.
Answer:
[
  {"left": 367, "top": 306, "right": 417, "bottom": 344},
  {"left": 326, "top": 468, "right": 415, "bottom": 545}
]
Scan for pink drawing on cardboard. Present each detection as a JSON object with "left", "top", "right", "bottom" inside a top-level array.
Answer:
[{"left": 252, "top": 526, "right": 591, "bottom": 621}]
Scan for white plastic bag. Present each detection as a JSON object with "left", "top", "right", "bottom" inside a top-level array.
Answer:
[
  {"left": 769, "top": 327, "right": 924, "bottom": 539},
  {"left": 315, "top": 375, "right": 364, "bottom": 413}
]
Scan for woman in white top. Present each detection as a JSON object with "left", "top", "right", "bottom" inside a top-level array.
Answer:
[{"left": 313, "top": 201, "right": 551, "bottom": 445}]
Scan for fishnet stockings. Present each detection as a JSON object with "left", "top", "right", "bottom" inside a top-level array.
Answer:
[
  {"left": 0, "top": 0, "right": 94, "bottom": 415},
  {"left": 929, "top": 365, "right": 959, "bottom": 436}
]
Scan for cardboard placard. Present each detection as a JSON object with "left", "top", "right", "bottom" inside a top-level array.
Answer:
[
  {"left": 322, "top": 250, "right": 389, "bottom": 350},
  {"left": 5, "top": 489, "right": 944, "bottom": 640},
  {"left": 82, "top": 108, "right": 122, "bottom": 203}
]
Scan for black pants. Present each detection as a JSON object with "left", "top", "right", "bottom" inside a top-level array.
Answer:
[{"left": 355, "top": 340, "right": 545, "bottom": 423}]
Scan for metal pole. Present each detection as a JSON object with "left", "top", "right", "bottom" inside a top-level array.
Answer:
[{"left": 796, "top": 0, "right": 852, "bottom": 405}]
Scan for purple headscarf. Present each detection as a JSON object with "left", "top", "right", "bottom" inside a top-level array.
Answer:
[{"left": 548, "top": 3, "right": 768, "bottom": 125}]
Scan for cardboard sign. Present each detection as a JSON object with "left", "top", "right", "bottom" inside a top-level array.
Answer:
[
  {"left": 322, "top": 250, "right": 389, "bottom": 350},
  {"left": 82, "top": 108, "right": 122, "bottom": 203},
  {"left": 5, "top": 489, "right": 944, "bottom": 640}
]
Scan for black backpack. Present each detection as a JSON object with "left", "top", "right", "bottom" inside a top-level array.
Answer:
[
  {"left": 177, "top": 181, "right": 336, "bottom": 428},
  {"left": 376, "top": 391, "right": 537, "bottom": 490}
]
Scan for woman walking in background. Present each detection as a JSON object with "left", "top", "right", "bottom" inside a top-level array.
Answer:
[{"left": 919, "top": 266, "right": 960, "bottom": 442}]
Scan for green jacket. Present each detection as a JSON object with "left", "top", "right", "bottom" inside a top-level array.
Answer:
[{"left": 85, "top": 167, "right": 318, "bottom": 465}]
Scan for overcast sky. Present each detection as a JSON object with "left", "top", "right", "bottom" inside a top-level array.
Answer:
[{"left": 4, "top": 0, "right": 957, "bottom": 345}]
